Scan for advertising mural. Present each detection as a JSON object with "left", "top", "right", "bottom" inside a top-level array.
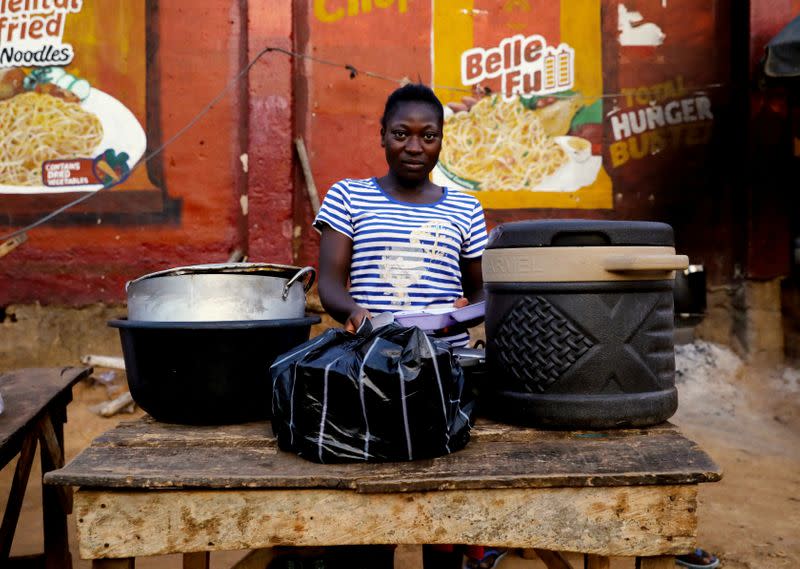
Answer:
[
  {"left": 309, "top": 0, "right": 725, "bottom": 214},
  {"left": 0, "top": 1, "right": 247, "bottom": 307},
  {"left": 0, "top": 0, "right": 177, "bottom": 224},
  {"left": 431, "top": 0, "right": 611, "bottom": 209},
  {"left": 308, "top": 0, "right": 614, "bottom": 210},
  {"left": 603, "top": 0, "right": 722, "bottom": 217},
  {"left": 607, "top": 75, "right": 713, "bottom": 170}
]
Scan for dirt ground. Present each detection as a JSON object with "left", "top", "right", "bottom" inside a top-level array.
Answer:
[{"left": 2, "top": 339, "right": 798, "bottom": 569}]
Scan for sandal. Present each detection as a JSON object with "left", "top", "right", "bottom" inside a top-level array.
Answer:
[
  {"left": 676, "top": 548, "right": 720, "bottom": 569},
  {"left": 465, "top": 548, "right": 508, "bottom": 569}
]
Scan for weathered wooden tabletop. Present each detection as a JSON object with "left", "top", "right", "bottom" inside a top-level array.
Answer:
[
  {"left": 46, "top": 415, "right": 721, "bottom": 492},
  {"left": 46, "top": 415, "right": 723, "bottom": 561},
  {"left": 0, "top": 366, "right": 91, "bottom": 468}
]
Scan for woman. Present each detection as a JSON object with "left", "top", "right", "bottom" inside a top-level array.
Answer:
[
  {"left": 314, "top": 83, "right": 487, "bottom": 345},
  {"left": 312, "top": 83, "right": 490, "bottom": 569}
]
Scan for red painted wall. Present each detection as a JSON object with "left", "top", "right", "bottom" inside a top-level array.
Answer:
[
  {"left": 745, "top": 0, "right": 800, "bottom": 279},
  {"left": 1, "top": 1, "right": 795, "bottom": 307},
  {"left": 296, "top": 1, "right": 739, "bottom": 285},
  {"left": 0, "top": 1, "right": 249, "bottom": 305},
  {"left": 247, "top": 2, "right": 296, "bottom": 265}
]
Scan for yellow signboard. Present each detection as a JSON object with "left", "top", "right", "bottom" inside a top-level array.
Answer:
[{"left": 431, "top": 0, "right": 612, "bottom": 209}]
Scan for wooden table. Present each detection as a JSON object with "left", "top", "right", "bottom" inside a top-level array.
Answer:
[
  {"left": 46, "top": 416, "right": 721, "bottom": 569},
  {"left": 0, "top": 366, "right": 92, "bottom": 569}
]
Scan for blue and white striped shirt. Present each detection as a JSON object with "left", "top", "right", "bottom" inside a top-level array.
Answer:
[{"left": 314, "top": 177, "right": 487, "bottom": 344}]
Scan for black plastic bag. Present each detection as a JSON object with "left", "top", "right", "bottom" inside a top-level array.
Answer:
[{"left": 270, "top": 320, "right": 474, "bottom": 463}]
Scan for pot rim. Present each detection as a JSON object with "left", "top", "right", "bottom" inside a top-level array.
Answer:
[
  {"left": 109, "top": 315, "right": 321, "bottom": 330},
  {"left": 127, "top": 263, "right": 309, "bottom": 286}
]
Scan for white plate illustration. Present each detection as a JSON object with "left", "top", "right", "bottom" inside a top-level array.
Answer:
[
  {"left": 433, "top": 135, "right": 602, "bottom": 194},
  {"left": 0, "top": 88, "right": 147, "bottom": 194}
]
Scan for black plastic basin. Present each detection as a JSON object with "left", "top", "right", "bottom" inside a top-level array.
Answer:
[{"left": 109, "top": 316, "right": 320, "bottom": 425}]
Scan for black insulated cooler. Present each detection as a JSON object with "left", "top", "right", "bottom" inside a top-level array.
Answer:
[{"left": 482, "top": 220, "right": 689, "bottom": 428}]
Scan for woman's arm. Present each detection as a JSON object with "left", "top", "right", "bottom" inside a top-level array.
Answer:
[
  {"left": 318, "top": 225, "right": 371, "bottom": 332},
  {"left": 459, "top": 256, "right": 485, "bottom": 304},
  {"left": 456, "top": 198, "right": 487, "bottom": 307}
]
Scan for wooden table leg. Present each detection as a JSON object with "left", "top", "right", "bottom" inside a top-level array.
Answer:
[
  {"left": 92, "top": 560, "right": 135, "bottom": 569},
  {"left": 531, "top": 549, "right": 574, "bottom": 569},
  {"left": 584, "top": 554, "right": 610, "bottom": 569},
  {"left": 636, "top": 556, "right": 674, "bottom": 569},
  {"left": 0, "top": 431, "right": 37, "bottom": 563},
  {"left": 40, "top": 413, "right": 72, "bottom": 569},
  {"left": 183, "top": 551, "right": 210, "bottom": 569}
]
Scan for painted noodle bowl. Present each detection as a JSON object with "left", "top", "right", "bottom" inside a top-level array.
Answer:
[
  {"left": 438, "top": 94, "right": 596, "bottom": 192},
  {"left": 0, "top": 69, "right": 103, "bottom": 187}
]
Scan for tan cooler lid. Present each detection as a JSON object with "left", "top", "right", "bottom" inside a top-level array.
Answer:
[
  {"left": 483, "top": 245, "right": 689, "bottom": 282},
  {"left": 483, "top": 220, "right": 687, "bottom": 283}
]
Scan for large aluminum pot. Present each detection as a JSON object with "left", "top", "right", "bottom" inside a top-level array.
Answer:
[{"left": 126, "top": 263, "right": 315, "bottom": 322}]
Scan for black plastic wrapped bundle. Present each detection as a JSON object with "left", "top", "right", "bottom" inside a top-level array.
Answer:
[{"left": 271, "top": 321, "right": 473, "bottom": 463}]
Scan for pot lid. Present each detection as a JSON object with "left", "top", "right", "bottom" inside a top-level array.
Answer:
[
  {"left": 485, "top": 219, "right": 675, "bottom": 249},
  {"left": 128, "top": 263, "right": 305, "bottom": 285}
]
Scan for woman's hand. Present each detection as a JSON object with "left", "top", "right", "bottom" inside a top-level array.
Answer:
[{"left": 344, "top": 307, "right": 372, "bottom": 333}]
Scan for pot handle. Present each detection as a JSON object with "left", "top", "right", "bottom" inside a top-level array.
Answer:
[
  {"left": 282, "top": 266, "right": 316, "bottom": 300},
  {"left": 602, "top": 254, "right": 689, "bottom": 273}
]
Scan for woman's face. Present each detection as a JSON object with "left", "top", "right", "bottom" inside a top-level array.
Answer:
[{"left": 381, "top": 101, "right": 443, "bottom": 184}]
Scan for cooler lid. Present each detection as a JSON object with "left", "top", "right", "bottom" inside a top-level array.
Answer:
[{"left": 485, "top": 220, "right": 675, "bottom": 249}]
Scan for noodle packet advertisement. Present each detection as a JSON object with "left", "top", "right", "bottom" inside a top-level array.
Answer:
[
  {"left": 0, "top": 1, "right": 148, "bottom": 195},
  {"left": 431, "top": 0, "right": 611, "bottom": 209}
]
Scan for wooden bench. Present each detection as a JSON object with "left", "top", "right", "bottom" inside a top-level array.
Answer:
[
  {"left": 46, "top": 415, "right": 721, "bottom": 569},
  {"left": 0, "top": 366, "right": 92, "bottom": 569}
]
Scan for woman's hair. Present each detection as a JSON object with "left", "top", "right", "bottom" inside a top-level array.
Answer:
[{"left": 380, "top": 83, "right": 444, "bottom": 129}]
